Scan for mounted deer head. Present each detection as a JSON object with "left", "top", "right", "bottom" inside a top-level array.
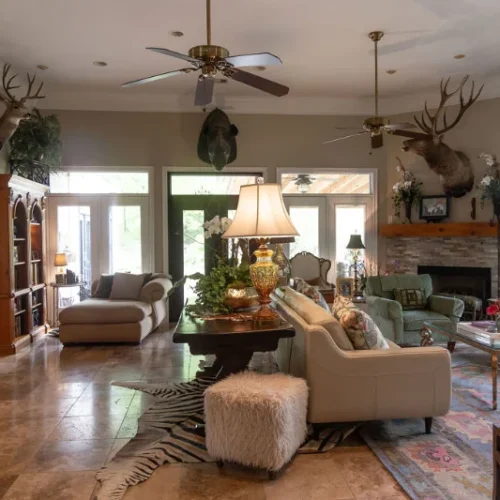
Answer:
[
  {"left": 395, "top": 76, "right": 483, "bottom": 198},
  {"left": 0, "top": 63, "right": 45, "bottom": 150}
]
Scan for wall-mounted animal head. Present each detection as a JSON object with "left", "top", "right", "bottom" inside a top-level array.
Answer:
[
  {"left": 0, "top": 64, "right": 45, "bottom": 151},
  {"left": 197, "top": 108, "right": 238, "bottom": 171},
  {"left": 397, "top": 76, "right": 483, "bottom": 198}
]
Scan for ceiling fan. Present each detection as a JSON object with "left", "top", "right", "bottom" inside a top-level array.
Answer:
[
  {"left": 292, "top": 174, "right": 316, "bottom": 193},
  {"left": 122, "top": 0, "right": 289, "bottom": 106},
  {"left": 323, "top": 31, "right": 415, "bottom": 149}
]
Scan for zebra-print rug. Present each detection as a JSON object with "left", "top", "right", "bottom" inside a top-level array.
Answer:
[{"left": 96, "top": 378, "right": 357, "bottom": 500}]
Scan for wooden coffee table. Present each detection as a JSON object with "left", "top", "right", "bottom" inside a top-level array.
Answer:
[
  {"left": 173, "top": 308, "right": 294, "bottom": 379},
  {"left": 421, "top": 320, "right": 500, "bottom": 410}
]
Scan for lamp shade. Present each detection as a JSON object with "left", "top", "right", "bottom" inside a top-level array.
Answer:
[
  {"left": 222, "top": 183, "right": 299, "bottom": 239},
  {"left": 346, "top": 234, "right": 365, "bottom": 250},
  {"left": 54, "top": 252, "right": 68, "bottom": 267}
]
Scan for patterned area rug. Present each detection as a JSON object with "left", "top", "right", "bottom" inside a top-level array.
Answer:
[
  {"left": 361, "top": 348, "right": 500, "bottom": 500},
  {"left": 97, "top": 377, "right": 357, "bottom": 500}
]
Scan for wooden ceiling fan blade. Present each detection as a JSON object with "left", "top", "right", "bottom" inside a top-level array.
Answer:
[
  {"left": 226, "top": 68, "right": 289, "bottom": 97},
  {"left": 371, "top": 133, "right": 384, "bottom": 149},
  {"left": 384, "top": 122, "right": 416, "bottom": 131},
  {"left": 225, "top": 52, "right": 282, "bottom": 68},
  {"left": 122, "top": 68, "right": 193, "bottom": 88},
  {"left": 147, "top": 47, "right": 200, "bottom": 65},
  {"left": 323, "top": 131, "right": 367, "bottom": 144},
  {"left": 194, "top": 77, "right": 215, "bottom": 106}
]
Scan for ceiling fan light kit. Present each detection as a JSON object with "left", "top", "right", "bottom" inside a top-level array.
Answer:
[
  {"left": 122, "top": 0, "right": 289, "bottom": 107},
  {"left": 323, "top": 30, "right": 415, "bottom": 149}
]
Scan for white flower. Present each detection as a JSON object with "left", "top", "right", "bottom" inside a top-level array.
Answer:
[
  {"left": 404, "top": 181, "right": 412, "bottom": 189},
  {"left": 393, "top": 183, "right": 401, "bottom": 192},
  {"left": 220, "top": 217, "right": 232, "bottom": 232},
  {"left": 396, "top": 165, "right": 402, "bottom": 173},
  {"left": 481, "top": 175, "right": 493, "bottom": 186},
  {"left": 480, "top": 152, "right": 498, "bottom": 167}
]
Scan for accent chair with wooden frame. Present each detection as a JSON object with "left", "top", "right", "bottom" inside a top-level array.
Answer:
[{"left": 290, "top": 251, "right": 333, "bottom": 290}]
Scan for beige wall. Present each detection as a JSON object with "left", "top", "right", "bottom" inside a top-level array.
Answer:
[
  {"left": 385, "top": 97, "right": 500, "bottom": 224},
  {"left": 50, "top": 110, "right": 388, "bottom": 271}
]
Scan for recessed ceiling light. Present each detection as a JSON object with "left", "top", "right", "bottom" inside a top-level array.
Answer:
[
  {"left": 36, "top": 64, "right": 49, "bottom": 71},
  {"left": 169, "top": 30, "right": 184, "bottom": 37},
  {"left": 454, "top": 54, "right": 466, "bottom": 59},
  {"left": 93, "top": 61, "right": 108, "bottom": 67},
  {"left": 386, "top": 69, "right": 397, "bottom": 75}
]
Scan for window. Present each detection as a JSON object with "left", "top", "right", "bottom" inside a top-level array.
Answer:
[
  {"left": 281, "top": 173, "right": 371, "bottom": 194},
  {"left": 170, "top": 175, "right": 258, "bottom": 195},
  {"left": 50, "top": 171, "right": 149, "bottom": 194},
  {"left": 335, "top": 205, "right": 365, "bottom": 265},
  {"left": 289, "top": 206, "right": 320, "bottom": 256}
]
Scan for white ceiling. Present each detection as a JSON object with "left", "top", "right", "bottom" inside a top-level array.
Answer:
[{"left": 2, "top": 0, "right": 500, "bottom": 115}]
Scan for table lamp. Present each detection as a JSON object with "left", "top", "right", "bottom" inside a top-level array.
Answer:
[
  {"left": 270, "top": 237, "right": 295, "bottom": 286},
  {"left": 54, "top": 252, "right": 68, "bottom": 274},
  {"left": 223, "top": 179, "right": 299, "bottom": 321},
  {"left": 346, "top": 234, "right": 365, "bottom": 298}
]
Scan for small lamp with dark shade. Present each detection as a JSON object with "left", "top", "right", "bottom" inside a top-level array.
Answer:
[{"left": 346, "top": 234, "right": 365, "bottom": 298}]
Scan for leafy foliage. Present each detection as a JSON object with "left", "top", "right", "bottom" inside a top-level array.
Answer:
[
  {"left": 478, "top": 153, "right": 500, "bottom": 218},
  {"left": 9, "top": 110, "right": 62, "bottom": 185},
  {"left": 391, "top": 159, "right": 422, "bottom": 217}
]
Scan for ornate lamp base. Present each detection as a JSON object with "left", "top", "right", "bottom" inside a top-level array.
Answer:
[{"left": 250, "top": 241, "right": 279, "bottom": 322}]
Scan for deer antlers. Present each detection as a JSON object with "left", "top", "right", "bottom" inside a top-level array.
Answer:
[
  {"left": 414, "top": 75, "right": 483, "bottom": 137},
  {"left": 0, "top": 63, "right": 45, "bottom": 106}
]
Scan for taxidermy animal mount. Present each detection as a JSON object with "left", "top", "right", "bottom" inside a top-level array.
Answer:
[
  {"left": 0, "top": 64, "right": 45, "bottom": 151},
  {"left": 393, "top": 76, "right": 483, "bottom": 198},
  {"left": 197, "top": 108, "right": 238, "bottom": 171}
]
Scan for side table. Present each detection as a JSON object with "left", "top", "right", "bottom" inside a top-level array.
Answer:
[{"left": 48, "top": 282, "right": 87, "bottom": 336}]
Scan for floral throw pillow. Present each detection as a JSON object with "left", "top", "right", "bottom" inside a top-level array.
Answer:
[
  {"left": 332, "top": 296, "right": 389, "bottom": 350},
  {"left": 292, "top": 277, "right": 330, "bottom": 312}
]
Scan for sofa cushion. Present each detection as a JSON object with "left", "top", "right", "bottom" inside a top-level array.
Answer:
[
  {"left": 276, "top": 287, "right": 354, "bottom": 351},
  {"left": 59, "top": 298, "right": 152, "bottom": 325},
  {"left": 403, "top": 309, "right": 450, "bottom": 332},
  {"left": 109, "top": 273, "right": 146, "bottom": 300},
  {"left": 292, "top": 277, "right": 329, "bottom": 312},
  {"left": 332, "top": 296, "right": 389, "bottom": 350},
  {"left": 394, "top": 288, "right": 427, "bottom": 310},
  {"left": 93, "top": 275, "right": 114, "bottom": 298}
]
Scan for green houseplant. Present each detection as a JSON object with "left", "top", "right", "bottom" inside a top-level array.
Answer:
[{"left": 8, "top": 110, "right": 62, "bottom": 185}]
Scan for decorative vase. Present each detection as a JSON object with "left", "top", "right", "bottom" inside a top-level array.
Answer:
[
  {"left": 496, "top": 316, "right": 500, "bottom": 333},
  {"left": 224, "top": 287, "right": 259, "bottom": 311},
  {"left": 404, "top": 197, "right": 414, "bottom": 224}
]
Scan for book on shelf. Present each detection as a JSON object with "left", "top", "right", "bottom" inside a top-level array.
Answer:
[
  {"left": 14, "top": 315, "right": 22, "bottom": 337},
  {"left": 457, "top": 321, "right": 500, "bottom": 347}
]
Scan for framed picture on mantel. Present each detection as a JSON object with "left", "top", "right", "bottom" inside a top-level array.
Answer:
[{"left": 419, "top": 195, "right": 450, "bottom": 222}]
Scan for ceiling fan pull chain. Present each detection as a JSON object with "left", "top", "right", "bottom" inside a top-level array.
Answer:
[
  {"left": 374, "top": 36, "right": 378, "bottom": 117},
  {"left": 206, "top": 0, "right": 211, "bottom": 46}
]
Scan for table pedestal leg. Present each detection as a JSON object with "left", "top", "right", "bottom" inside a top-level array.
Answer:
[
  {"left": 447, "top": 341, "right": 456, "bottom": 353},
  {"left": 493, "top": 353, "right": 498, "bottom": 411},
  {"left": 420, "top": 326, "right": 434, "bottom": 347}
]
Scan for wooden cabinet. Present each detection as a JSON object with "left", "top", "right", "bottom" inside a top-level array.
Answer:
[{"left": 0, "top": 174, "right": 49, "bottom": 355}]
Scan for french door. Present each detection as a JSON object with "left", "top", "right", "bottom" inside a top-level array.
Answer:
[{"left": 47, "top": 194, "right": 152, "bottom": 290}]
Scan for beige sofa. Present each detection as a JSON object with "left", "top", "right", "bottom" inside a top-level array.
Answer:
[
  {"left": 271, "top": 287, "right": 451, "bottom": 433},
  {"left": 59, "top": 275, "right": 172, "bottom": 344}
]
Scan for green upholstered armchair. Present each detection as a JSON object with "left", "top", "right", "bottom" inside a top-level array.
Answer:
[{"left": 365, "top": 274, "right": 464, "bottom": 346}]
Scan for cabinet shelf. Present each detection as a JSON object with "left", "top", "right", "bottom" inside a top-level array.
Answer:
[
  {"left": 32, "top": 303, "right": 42, "bottom": 310},
  {"left": 13, "top": 238, "right": 25, "bottom": 242},
  {"left": 30, "top": 222, "right": 40, "bottom": 226},
  {"left": 31, "top": 259, "right": 41, "bottom": 264},
  {"left": 14, "top": 261, "right": 26, "bottom": 266},
  {"left": 14, "top": 309, "right": 26, "bottom": 316}
]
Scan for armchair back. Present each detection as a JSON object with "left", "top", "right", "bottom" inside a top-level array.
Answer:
[
  {"left": 290, "top": 251, "right": 332, "bottom": 288},
  {"left": 366, "top": 274, "right": 433, "bottom": 300}
]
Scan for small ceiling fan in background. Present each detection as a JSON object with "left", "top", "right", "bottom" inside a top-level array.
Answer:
[
  {"left": 122, "top": 0, "right": 289, "bottom": 106},
  {"left": 292, "top": 174, "right": 316, "bottom": 193},
  {"left": 323, "top": 31, "right": 415, "bottom": 149}
]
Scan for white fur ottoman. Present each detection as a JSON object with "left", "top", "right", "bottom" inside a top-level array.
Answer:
[{"left": 204, "top": 371, "right": 308, "bottom": 479}]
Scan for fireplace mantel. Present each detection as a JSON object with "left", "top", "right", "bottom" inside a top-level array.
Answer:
[{"left": 381, "top": 222, "right": 498, "bottom": 238}]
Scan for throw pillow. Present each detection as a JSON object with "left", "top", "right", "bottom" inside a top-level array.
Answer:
[
  {"left": 292, "top": 277, "right": 330, "bottom": 312},
  {"left": 94, "top": 275, "right": 114, "bottom": 299},
  {"left": 109, "top": 272, "right": 147, "bottom": 301},
  {"left": 332, "top": 295, "right": 389, "bottom": 350},
  {"left": 394, "top": 288, "right": 427, "bottom": 310}
]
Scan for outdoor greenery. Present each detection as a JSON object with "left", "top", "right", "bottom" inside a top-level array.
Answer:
[{"left": 9, "top": 110, "right": 62, "bottom": 185}]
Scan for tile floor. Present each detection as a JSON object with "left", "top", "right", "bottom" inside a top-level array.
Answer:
[{"left": 0, "top": 323, "right": 408, "bottom": 500}]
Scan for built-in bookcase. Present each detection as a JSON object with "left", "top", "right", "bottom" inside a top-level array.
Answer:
[{"left": 0, "top": 174, "right": 49, "bottom": 355}]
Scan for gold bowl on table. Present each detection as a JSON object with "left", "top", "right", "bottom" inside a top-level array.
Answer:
[{"left": 224, "top": 287, "right": 259, "bottom": 310}]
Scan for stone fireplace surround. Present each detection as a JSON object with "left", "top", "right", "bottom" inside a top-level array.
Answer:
[{"left": 385, "top": 236, "right": 497, "bottom": 299}]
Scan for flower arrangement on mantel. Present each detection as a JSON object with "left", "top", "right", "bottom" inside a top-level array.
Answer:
[
  {"left": 479, "top": 152, "right": 500, "bottom": 222},
  {"left": 486, "top": 301, "right": 500, "bottom": 331},
  {"left": 176, "top": 215, "right": 254, "bottom": 317},
  {"left": 392, "top": 157, "right": 422, "bottom": 224}
]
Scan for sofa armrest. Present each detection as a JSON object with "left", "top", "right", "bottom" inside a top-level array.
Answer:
[
  {"left": 428, "top": 294, "right": 464, "bottom": 320},
  {"left": 140, "top": 277, "right": 173, "bottom": 303},
  {"left": 366, "top": 296, "right": 403, "bottom": 320}
]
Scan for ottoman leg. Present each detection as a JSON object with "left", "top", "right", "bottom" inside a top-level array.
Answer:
[
  {"left": 216, "top": 460, "right": 224, "bottom": 468},
  {"left": 268, "top": 469, "right": 279, "bottom": 480}
]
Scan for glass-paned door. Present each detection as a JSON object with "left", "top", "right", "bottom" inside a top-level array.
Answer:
[{"left": 283, "top": 196, "right": 328, "bottom": 259}]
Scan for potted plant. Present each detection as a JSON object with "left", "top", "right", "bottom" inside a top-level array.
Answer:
[{"left": 392, "top": 157, "right": 422, "bottom": 224}]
